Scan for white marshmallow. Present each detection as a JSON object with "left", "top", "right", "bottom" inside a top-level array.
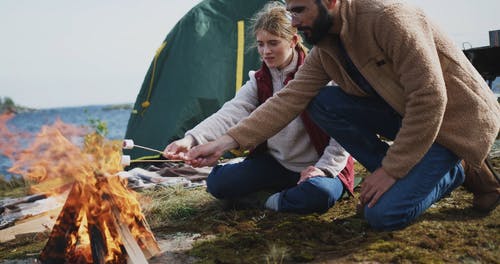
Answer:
[
  {"left": 123, "top": 139, "right": 134, "bottom": 149},
  {"left": 121, "top": 155, "right": 131, "bottom": 166}
]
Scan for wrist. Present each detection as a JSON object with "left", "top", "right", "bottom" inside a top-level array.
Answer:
[
  {"left": 218, "top": 134, "right": 239, "bottom": 151},
  {"left": 184, "top": 134, "right": 197, "bottom": 147}
]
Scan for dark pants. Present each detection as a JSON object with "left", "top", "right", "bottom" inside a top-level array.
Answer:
[
  {"left": 206, "top": 152, "right": 345, "bottom": 214},
  {"left": 307, "top": 86, "right": 465, "bottom": 230}
]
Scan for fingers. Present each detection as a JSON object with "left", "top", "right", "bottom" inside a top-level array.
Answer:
[
  {"left": 359, "top": 184, "right": 370, "bottom": 206},
  {"left": 360, "top": 168, "right": 396, "bottom": 208},
  {"left": 297, "top": 176, "right": 307, "bottom": 184},
  {"left": 300, "top": 166, "right": 318, "bottom": 177},
  {"left": 186, "top": 155, "right": 218, "bottom": 167},
  {"left": 163, "top": 144, "right": 178, "bottom": 158},
  {"left": 164, "top": 138, "right": 193, "bottom": 160},
  {"left": 367, "top": 191, "right": 382, "bottom": 208},
  {"left": 186, "top": 135, "right": 237, "bottom": 167},
  {"left": 297, "top": 173, "right": 322, "bottom": 184},
  {"left": 186, "top": 145, "right": 203, "bottom": 160},
  {"left": 360, "top": 177, "right": 376, "bottom": 207},
  {"left": 360, "top": 184, "right": 378, "bottom": 208},
  {"left": 299, "top": 167, "right": 312, "bottom": 184},
  {"left": 185, "top": 144, "right": 221, "bottom": 167},
  {"left": 164, "top": 146, "right": 185, "bottom": 159},
  {"left": 298, "top": 166, "right": 326, "bottom": 184},
  {"left": 298, "top": 175, "right": 315, "bottom": 184}
]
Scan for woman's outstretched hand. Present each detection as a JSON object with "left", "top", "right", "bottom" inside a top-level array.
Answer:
[
  {"left": 163, "top": 135, "right": 196, "bottom": 160},
  {"left": 186, "top": 134, "right": 239, "bottom": 167}
]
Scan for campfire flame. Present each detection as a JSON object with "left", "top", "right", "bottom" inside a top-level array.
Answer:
[
  {"left": 0, "top": 112, "right": 29, "bottom": 160},
  {"left": 0, "top": 112, "right": 159, "bottom": 263}
]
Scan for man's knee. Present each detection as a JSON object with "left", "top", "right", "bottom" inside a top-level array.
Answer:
[
  {"left": 364, "top": 204, "right": 413, "bottom": 231},
  {"left": 307, "top": 86, "right": 346, "bottom": 121}
]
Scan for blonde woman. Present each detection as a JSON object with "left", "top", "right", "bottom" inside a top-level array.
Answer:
[{"left": 164, "top": 2, "right": 354, "bottom": 214}]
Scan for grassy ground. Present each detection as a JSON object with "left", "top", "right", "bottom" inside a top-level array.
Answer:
[
  {"left": 0, "top": 176, "right": 27, "bottom": 199},
  {"left": 0, "top": 161, "right": 499, "bottom": 263},
  {"left": 140, "top": 169, "right": 499, "bottom": 263}
]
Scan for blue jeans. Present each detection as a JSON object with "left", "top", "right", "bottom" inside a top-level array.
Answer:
[
  {"left": 307, "top": 86, "right": 465, "bottom": 230},
  {"left": 206, "top": 152, "right": 345, "bottom": 214}
]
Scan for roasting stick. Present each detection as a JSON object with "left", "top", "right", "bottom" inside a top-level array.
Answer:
[
  {"left": 123, "top": 139, "right": 164, "bottom": 155},
  {"left": 121, "top": 155, "right": 183, "bottom": 166},
  {"left": 121, "top": 140, "right": 186, "bottom": 166},
  {"left": 131, "top": 159, "right": 184, "bottom": 163},
  {"left": 134, "top": 145, "right": 164, "bottom": 154}
]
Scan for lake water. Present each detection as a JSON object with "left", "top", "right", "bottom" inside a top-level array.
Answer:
[{"left": 0, "top": 105, "right": 131, "bottom": 179}]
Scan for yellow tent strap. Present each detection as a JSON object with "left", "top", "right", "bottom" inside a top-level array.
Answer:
[
  {"left": 235, "top": 20, "right": 245, "bottom": 92},
  {"left": 140, "top": 41, "right": 167, "bottom": 115}
]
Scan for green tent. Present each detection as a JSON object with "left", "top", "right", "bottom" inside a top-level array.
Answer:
[{"left": 125, "top": 0, "right": 278, "bottom": 159}]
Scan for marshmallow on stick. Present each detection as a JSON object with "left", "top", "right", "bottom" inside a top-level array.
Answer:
[
  {"left": 122, "top": 139, "right": 164, "bottom": 154},
  {"left": 123, "top": 139, "right": 134, "bottom": 149},
  {"left": 121, "top": 155, "right": 131, "bottom": 166}
]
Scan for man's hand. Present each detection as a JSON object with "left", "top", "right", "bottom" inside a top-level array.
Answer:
[
  {"left": 298, "top": 166, "right": 326, "bottom": 184},
  {"left": 360, "top": 167, "right": 397, "bottom": 208},
  {"left": 163, "top": 135, "right": 196, "bottom": 160},
  {"left": 186, "top": 134, "right": 239, "bottom": 167}
]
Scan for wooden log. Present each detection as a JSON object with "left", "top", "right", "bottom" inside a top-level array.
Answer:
[
  {"left": 103, "top": 175, "right": 160, "bottom": 259},
  {"left": 135, "top": 217, "right": 161, "bottom": 259},
  {"left": 89, "top": 224, "right": 107, "bottom": 264},
  {"left": 39, "top": 183, "right": 82, "bottom": 263},
  {"left": 39, "top": 174, "right": 160, "bottom": 263},
  {"left": 111, "top": 208, "right": 148, "bottom": 264},
  {"left": 0, "top": 193, "right": 47, "bottom": 214}
]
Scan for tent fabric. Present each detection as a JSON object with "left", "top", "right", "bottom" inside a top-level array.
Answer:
[{"left": 125, "top": 0, "right": 279, "bottom": 159}]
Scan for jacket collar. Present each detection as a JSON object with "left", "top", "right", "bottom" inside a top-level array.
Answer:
[
  {"left": 255, "top": 46, "right": 305, "bottom": 85},
  {"left": 316, "top": 0, "right": 355, "bottom": 48},
  {"left": 268, "top": 48, "right": 299, "bottom": 81}
]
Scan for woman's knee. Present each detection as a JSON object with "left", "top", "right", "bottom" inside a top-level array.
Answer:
[
  {"left": 303, "top": 184, "right": 331, "bottom": 213},
  {"left": 282, "top": 180, "right": 337, "bottom": 214},
  {"left": 206, "top": 166, "right": 233, "bottom": 199}
]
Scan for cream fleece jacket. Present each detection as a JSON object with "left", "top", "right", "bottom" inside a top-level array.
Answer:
[{"left": 186, "top": 50, "right": 349, "bottom": 175}]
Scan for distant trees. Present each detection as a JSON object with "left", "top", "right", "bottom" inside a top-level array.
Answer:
[{"left": 0, "top": 96, "right": 17, "bottom": 114}]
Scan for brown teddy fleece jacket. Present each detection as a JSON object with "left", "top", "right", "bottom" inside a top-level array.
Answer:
[{"left": 227, "top": 0, "right": 500, "bottom": 179}]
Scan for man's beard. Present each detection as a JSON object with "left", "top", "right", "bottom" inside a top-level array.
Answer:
[{"left": 299, "top": 3, "right": 333, "bottom": 45}]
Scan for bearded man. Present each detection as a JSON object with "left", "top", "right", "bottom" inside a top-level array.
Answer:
[{"left": 186, "top": 0, "right": 500, "bottom": 230}]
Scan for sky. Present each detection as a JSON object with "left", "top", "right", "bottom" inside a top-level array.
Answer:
[{"left": 0, "top": 0, "right": 499, "bottom": 109}]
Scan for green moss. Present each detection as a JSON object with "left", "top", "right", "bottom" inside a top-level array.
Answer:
[
  {"left": 368, "top": 240, "right": 398, "bottom": 252},
  {"left": 173, "top": 160, "right": 499, "bottom": 263},
  {"left": 0, "top": 233, "right": 48, "bottom": 259},
  {"left": 290, "top": 250, "right": 315, "bottom": 262},
  {"left": 190, "top": 233, "right": 269, "bottom": 263}
]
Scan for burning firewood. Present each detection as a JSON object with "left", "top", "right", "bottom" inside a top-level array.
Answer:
[
  {"left": 1, "top": 120, "right": 161, "bottom": 263},
  {"left": 40, "top": 172, "right": 160, "bottom": 263}
]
